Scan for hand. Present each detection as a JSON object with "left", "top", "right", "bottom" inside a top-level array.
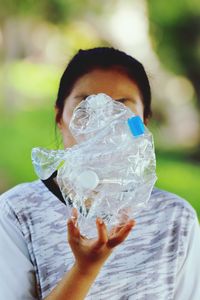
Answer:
[{"left": 67, "top": 208, "right": 136, "bottom": 275}]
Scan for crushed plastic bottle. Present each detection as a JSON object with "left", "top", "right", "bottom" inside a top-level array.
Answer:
[{"left": 32, "top": 93, "right": 157, "bottom": 237}]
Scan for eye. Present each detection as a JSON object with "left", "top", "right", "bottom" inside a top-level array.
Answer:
[
  {"left": 118, "top": 99, "right": 130, "bottom": 106},
  {"left": 71, "top": 95, "right": 89, "bottom": 111},
  {"left": 81, "top": 96, "right": 88, "bottom": 101},
  {"left": 116, "top": 98, "right": 127, "bottom": 103}
]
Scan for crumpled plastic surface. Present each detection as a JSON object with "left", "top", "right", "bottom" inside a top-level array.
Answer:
[{"left": 32, "top": 93, "right": 157, "bottom": 237}]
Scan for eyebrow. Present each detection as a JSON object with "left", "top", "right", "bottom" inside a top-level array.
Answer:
[
  {"left": 116, "top": 97, "right": 136, "bottom": 103},
  {"left": 74, "top": 95, "right": 136, "bottom": 103},
  {"left": 74, "top": 94, "right": 89, "bottom": 99},
  {"left": 115, "top": 97, "right": 128, "bottom": 101}
]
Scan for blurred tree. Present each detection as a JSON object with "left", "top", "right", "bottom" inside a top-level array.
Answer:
[
  {"left": 147, "top": 0, "right": 200, "bottom": 110},
  {"left": 0, "top": 0, "right": 104, "bottom": 24},
  {"left": 0, "top": 0, "right": 115, "bottom": 114},
  {"left": 0, "top": 0, "right": 114, "bottom": 61},
  {"left": 0, "top": 0, "right": 115, "bottom": 61}
]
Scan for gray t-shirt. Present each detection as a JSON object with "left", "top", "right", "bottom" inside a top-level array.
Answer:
[{"left": 0, "top": 180, "right": 200, "bottom": 299}]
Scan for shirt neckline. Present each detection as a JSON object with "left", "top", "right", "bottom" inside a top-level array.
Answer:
[{"left": 41, "top": 171, "right": 66, "bottom": 205}]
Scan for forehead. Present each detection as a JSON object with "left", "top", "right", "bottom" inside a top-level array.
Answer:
[{"left": 69, "top": 68, "right": 141, "bottom": 99}]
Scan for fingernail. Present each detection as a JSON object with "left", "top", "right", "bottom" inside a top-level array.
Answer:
[
  {"left": 67, "top": 218, "right": 72, "bottom": 225},
  {"left": 125, "top": 221, "right": 135, "bottom": 230},
  {"left": 128, "top": 220, "right": 135, "bottom": 226},
  {"left": 97, "top": 217, "right": 103, "bottom": 225}
]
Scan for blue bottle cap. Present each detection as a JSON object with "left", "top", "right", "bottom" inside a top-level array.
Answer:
[{"left": 127, "top": 116, "right": 145, "bottom": 137}]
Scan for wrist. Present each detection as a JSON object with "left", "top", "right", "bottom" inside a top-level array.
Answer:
[{"left": 73, "top": 261, "right": 103, "bottom": 277}]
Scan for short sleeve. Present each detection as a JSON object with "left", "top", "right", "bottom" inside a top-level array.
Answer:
[
  {"left": 0, "top": 199, "right": 38, "bottom": 300},
  {"left": 174, "top": 216, "right": 200, "bottom": 300}
]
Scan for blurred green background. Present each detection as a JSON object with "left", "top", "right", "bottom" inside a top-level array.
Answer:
[{"left": 0, "top": 0, "right": 199, "bottom": 217}]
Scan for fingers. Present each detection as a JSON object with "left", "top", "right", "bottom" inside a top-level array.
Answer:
[
  {"left": 71, "top": 207, "right": 78, "bottom": 225},
  {"left": 67, "top": 218, "right": 80, "bottom": 238},
  {"left": 109, "top": 224, "right": 123, "bottom": 236},
  {"left": 107, "top": 219, "right": 136, "bottom": 248},
  {"left": 93, "top": 218, "right": 108, "bottom": 250},
  {"left": 67, "top": 208, "right": 80, "bottom": 243},
  {"left": 109, "top": 218, "right": 135, "bottom": 237},
  {"left": 67, "top": 207, "right": 135, "bottom": 251}
]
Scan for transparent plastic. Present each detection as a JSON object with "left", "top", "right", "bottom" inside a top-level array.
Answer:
[{"left": 32, "top": 93, "right": 157, "bottom": 237}]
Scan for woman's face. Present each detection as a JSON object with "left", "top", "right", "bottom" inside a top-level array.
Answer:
[{"left": 57, "top": 68, "right": 146, "bottom": 148}]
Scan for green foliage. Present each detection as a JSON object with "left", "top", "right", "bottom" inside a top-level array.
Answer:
[
  {"left": 148, "top": 0, "right": 200, "bottom": 25},
  {"left": 9, "top": 61, "right": 61, "bottom": 101},
  {"left": 156, "top": 150, "right": 200, "bottom": 216},
  {"left": 148, "top": 0, "right": 200, "bottom": 74},
  {"left": 0, "top": 0, "right": 108, "bottom": 23},
  {"left": 0, "top": 62, "right": 59, "bottom": 188}
]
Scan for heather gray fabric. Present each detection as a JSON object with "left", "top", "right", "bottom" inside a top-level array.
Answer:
[{"left": 0, "top": 180, "right": 199, "bottom": 299}]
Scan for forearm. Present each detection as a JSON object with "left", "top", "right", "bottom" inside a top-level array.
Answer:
[{"left": 44, "top": 263, "right": 101, "bottom": 300}]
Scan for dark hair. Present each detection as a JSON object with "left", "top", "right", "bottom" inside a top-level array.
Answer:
[{"left": 55, "top": 47, "right": 152, "bottom": 123}]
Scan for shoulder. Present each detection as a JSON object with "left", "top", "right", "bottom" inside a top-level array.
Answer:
[
  {"left": 0, "top": 180, "right": 65, "bottom": 231},
  {"left": 0, "top": 180, "right": 48, "bottom": 218},
  {"left": 0, "top": 180, "right": 44, "bottom": 200},
  {"left": 146, "top": 188, "right": 198, "bottom": 262},
  {"left": 0, "top": 183, "right": 38, "bottom": 300},
  {"left": 149, "top": 187, "right": 196, "bottom": 222}
]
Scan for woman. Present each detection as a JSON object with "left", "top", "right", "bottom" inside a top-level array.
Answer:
[{"left": 0, "top": 47, "right": 200, "bottom": 300}]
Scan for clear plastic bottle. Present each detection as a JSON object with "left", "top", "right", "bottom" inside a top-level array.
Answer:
[{"left": 32, "top": 93, "right": 157, "bottom": 237}]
